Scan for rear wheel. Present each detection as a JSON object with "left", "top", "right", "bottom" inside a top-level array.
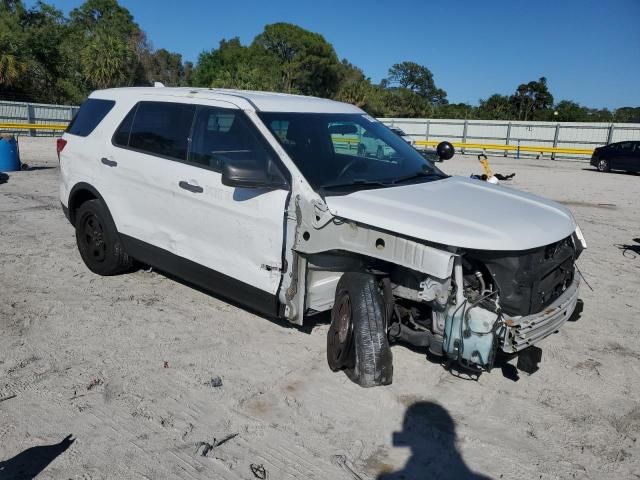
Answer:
[
  {"left": 75, "top": 199, "right": 133, "bottom": 276},
  {"left": 597, "top": 158, "right": 610, "bottom": 172},
  {"left": 327, "top": 273, "right": 393, "bottom": 387}
]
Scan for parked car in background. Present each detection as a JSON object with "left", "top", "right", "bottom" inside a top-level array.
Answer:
[
  {"left": 357, "top": 128, "right": 395, "bottom": 160},
  {"left": 591, "top": 141, "right": 640, "bottom": 173}
]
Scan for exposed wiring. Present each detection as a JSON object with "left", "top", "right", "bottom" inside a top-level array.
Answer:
[{"left": 575, "top": 263, "right": 593, "bottom": 292}]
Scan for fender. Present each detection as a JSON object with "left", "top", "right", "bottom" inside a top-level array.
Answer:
[{"left": 66, "top": 182, "right": 112, "bottom": 226}]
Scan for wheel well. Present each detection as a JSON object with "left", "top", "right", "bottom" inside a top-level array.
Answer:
[{"left": 68, "top": 189, "right": 97, "bottom": 224}]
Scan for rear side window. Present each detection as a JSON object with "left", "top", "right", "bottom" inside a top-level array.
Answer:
[
  {"left": 112, "top": 105, "right": 137, "bottom": 147},
  {"left": 128, "top": 102, "right": 195, "bottom": 160},
  {"left": 66, "top": 99, "right": 115, "bottom": 137}
]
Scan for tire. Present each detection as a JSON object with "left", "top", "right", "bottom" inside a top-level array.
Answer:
[
  {"left": 597, "top": 158, "right": 610, "bottom": 172},
  {"left": 75, "top": 199, "right": 133, "bottom": 276},
  {"left": 327, "top": 273, "right": 393, "bottom": 387},
  {"left": 376, "top": 146, "right": 384, "bottom": 160}
]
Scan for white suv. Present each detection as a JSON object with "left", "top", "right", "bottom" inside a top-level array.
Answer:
[{"left": 59, "top": 87, "right": 586, "bottom": 387}]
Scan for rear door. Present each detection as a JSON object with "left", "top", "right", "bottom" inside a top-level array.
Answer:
[{"left": 611, "top": 141, "right": 634, "bottom": 170}]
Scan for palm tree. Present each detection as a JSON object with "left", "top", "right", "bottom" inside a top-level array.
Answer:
[
  {"left": 80, "top": 33, "right": 133, "bottom": 89},
  {"left": 0, "top": 53, "right": 27, "bottom": 87}
]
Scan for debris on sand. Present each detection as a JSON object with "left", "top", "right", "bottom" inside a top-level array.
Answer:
[
  {"left": 87, "top": 378, "right": 103, "bottom": 390},
  {"left": 331, "top": 454, "right": 364, "bottom": 480},
  {"left": 206, "top": 376, "right": 223, "bottom": 388},
  {"left": 194, "top": 433, "right": 239, "bottom": 456},
  {"left": 163, "top": 361, "right": 169, "bottom": 368},
  {"left": 0, "top": 394, "right": 17, "bottom": 403},
  {"left": 250, "top": 463, "right": 267, "bottom": 479}
]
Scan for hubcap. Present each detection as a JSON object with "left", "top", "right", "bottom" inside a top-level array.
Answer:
[
  {"left": 598, "top": 159, "right": 607, "bottom": 171},
  {"left": 82, "top": 214, "right": 106, "bottom": 262}
]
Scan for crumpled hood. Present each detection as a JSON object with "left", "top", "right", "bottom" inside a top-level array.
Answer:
[{"left": 324, "top": 176, "right": 576, "bottom": 251}]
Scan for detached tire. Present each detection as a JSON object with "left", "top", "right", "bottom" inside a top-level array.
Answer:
[
  {"left": 75, "top": 199, "right": 133, "bottom": 276},
  {"left": 327, "top": 273, "right": 393, "bottom": 387}
]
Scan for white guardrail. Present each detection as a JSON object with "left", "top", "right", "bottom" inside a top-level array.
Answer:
[{"left": 1, "top": 100, "right": 639, "bottom": 159}]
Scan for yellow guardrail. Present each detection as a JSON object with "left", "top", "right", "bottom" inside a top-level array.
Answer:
[
  {"left": 414, "top": 140, "right": 594, "bottom": 156},
  {"left": 2, "top": 124, "right": 595, "bottom": 156},
  {"left": 0, "top": 122, "right": 67, "bottom": 131},
  {"left": 332, "top": 137, "right": 594, "bottom": 156}
]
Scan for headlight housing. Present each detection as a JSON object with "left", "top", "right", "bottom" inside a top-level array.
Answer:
[{"left": 575, "top": 225, "right": 587, "bottom": 250}]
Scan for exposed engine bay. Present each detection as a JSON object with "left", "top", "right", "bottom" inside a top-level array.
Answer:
[{"left": 384, "top": 233, "right": 584, "bottom": 371}]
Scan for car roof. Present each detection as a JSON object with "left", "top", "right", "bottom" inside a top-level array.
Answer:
[{"left": 90, "top": 87, "right": 364, "bottom": 114}]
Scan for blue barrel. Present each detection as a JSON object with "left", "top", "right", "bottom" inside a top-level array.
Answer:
[{"left": 0, "top": 135, "right": 21, "bottom": 172}]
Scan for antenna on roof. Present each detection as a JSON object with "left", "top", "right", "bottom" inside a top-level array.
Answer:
[{"left": 153, "top": 82, "right": 165, "bottom": 88}]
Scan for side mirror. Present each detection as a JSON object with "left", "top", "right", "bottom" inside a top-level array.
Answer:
[
  {"left": 436, "top": 141, "right": 455, "bottom": 161},
  {"left": 221, "top": 157, "right": 288, "bottom": 189}
]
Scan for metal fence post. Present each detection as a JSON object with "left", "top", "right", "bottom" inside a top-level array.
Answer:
[
  {"left": 552, "top": 123, "right": 560, "bottom": 160},
  {"left": 425, "top": 119, "right": 430, "bottom": 142},
  {"left": 462, "top": 120, "right": 468, "bottom": 154},
  {"left": 505, "top": 122, "right": 512, "bottom": 157},
  {"left": 606, "top": 124, "right": 614, "bottom": 144},
  {"left": 27, "top": 102, "right": 35, "bottom": 137}
]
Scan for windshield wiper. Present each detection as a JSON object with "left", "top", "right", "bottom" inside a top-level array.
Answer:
[
  {"left": 319, "top": 179, "right": 388, "bottom": 191},
  {"left": 391, "top": 171, "right": 447, "bottom": 185}
]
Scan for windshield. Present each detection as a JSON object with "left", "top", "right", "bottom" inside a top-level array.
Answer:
[{"left": 257, "top": 112, "right": 445, "bottom": 194}]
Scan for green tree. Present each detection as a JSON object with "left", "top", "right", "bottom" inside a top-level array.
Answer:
[
  {"left": 549, "top": 100, "right": 590, "bottom": 122},
  {"left": 477, "top": 94, "right": 513, "bottom": 120},
  {"left": 510, "top": 77, "right": 554, "bottom": 121},
  {"left": 613, "top": 107, "right": 640, "bottom": 123},
  {"left": 252, "top": 23, "right": 342, "bottom": 97},
  {"left": 142, "top": 48, "right": 184, "bottom": 86},
  {"left": 192, "top": 38, "right": 275, "bottom": 90},
  {"left": 80, "top": 33, "right": 133, "bottom": 89},
  {"left": 386, "top": 61, "right": 447, "bottom": 106}
]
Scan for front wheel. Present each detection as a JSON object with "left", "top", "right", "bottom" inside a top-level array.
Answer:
[
  {"left": 75, "top": 199, "right": 133, "bottom": 276},
  {"left": 327, "top": 273, "right": 393, "bottom": 387},
  {"left": 597, "top": 158, "right": 610, "bottom": 172}
]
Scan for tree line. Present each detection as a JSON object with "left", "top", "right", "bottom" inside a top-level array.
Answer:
[{"left": 1, "top": 0, "right": 638, "bottom": 123}]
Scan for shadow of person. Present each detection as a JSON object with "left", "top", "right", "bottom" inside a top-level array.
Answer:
[
  {"left": 0, "top": 434, "right": 75, "bottom": 479},
  {"left": 378, "top": 402, "right": 489, "bottom": 480}
]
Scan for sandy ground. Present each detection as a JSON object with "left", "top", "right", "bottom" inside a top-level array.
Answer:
[{"left": 1, "top": 138, "right": 639, "bottom": 480}]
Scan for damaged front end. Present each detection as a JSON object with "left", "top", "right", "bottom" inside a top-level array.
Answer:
[
  {"left": 280, "top": 192, "right": 585, "bottom": 376},
  {"left": 392, "top": 233, "right": 585, "bottom": 372}
]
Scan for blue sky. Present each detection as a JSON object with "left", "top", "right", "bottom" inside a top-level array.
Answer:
[{"left": 31, "top": 0, "right": 640, "bottom": 108}]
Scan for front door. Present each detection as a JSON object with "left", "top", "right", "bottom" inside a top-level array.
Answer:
[{"left": 106, "top": 100, "right": 288, "bottom": 297}]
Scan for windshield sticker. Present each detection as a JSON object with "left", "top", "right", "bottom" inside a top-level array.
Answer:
[{"left": 361, "top": 114, "right": 378, "bottom": 123}]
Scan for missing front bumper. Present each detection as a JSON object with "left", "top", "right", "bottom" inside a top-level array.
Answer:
[{"left": 502, "top": 275, "right": 580, "bottom": 353}]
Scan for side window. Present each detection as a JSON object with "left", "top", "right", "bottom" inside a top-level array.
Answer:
[
  {"left": 619, "top": 142, "right": 633, "bottom": 152},
  {"left": 128, "top": 102, "right": 195, "bottom": 160},
  {"left": 66, "top": 98, "right": 115, "bottom": 137},
  {"left": 189, "top": 107, "right": 273, "bottom": 172},
  {"left": 112, "top": 105, "right": 137, "bottom": 147}
]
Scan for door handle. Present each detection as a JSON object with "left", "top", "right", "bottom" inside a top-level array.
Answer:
[
  {"left": 178, "top": 181, "right": 203, "bottom": 193},
  {"left": 101, "top": 157, "right": 117, "bottom": 167}
]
